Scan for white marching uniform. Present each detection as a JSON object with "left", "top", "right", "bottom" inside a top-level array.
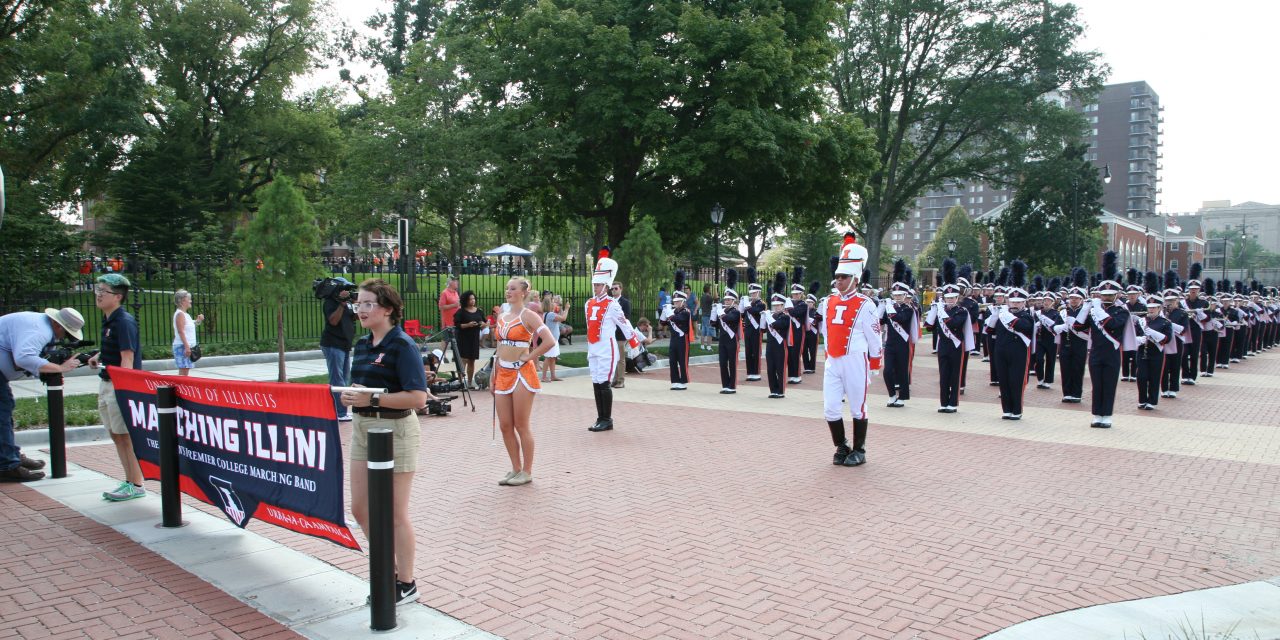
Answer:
[
  {"left": 820, "top": 291, "right": 883, "bottom": 421},
  {"left": 585, "top": 295, "right": 639, "bottom": 383}
]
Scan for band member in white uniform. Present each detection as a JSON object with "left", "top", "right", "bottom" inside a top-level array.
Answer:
[
  {"left": 820, "top": 232, "right": 882, "bottom": 467},
  {"left": 584, "top": 247, "right": 640, "bottom": 432}
]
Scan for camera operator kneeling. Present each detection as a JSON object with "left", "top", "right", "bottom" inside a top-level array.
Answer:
[{"left": 340, "top": 279, "right": 431, "bottom": 606}]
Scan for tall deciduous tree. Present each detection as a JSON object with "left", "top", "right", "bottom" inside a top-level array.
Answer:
[
  {"left": 448, "top": 0, "right": 876, "bottom": 250},
  {"left": 917, "top": 206, "right": 984, "bottom": 271},
  {"left": 830, "top": 0, "right": 1105, "bottom": 276},
  {"left": 231, "top": 176, "right": 321, "bottom": 381},
  {"left": 613, "top": 216, "right": 668, "bottom": 320},
  {"left": 991, "top": 142, "right": 1106, "bottom": 273}
]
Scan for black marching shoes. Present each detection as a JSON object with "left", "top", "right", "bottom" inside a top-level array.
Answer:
[
  {"left": 843, "top": 418, "right": 868, "bottom": 467},
  {"left": 588, "top": 383, "right": 614, "bottom": 431}
]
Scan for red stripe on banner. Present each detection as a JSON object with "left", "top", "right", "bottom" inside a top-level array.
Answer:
[
  {"left": 108, "top": 368, "right": 336, "bottom": 421},
  {"left": 253, "top": 503, "right": 360, "bottom": 550}
]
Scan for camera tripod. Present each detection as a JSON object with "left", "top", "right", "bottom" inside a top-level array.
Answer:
[{"left": 419, "top": 327, "right": 476, "bottom": 412}]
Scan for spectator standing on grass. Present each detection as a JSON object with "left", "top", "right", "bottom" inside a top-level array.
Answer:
[
  {"left": 321, "top": 286, "right": 356, "bottom": 422},
  {"left": 171, "top": 289, "right": 204, "bottom": 377},
  {"left": 437, "top": 276, "right": 460, "bottom": 353},
  {"left": 453, "top": 291, "right": 486, "bottom": 387},
  {"left": 700, "top": 283, "right": 715, "bottom": 351},
  {"left": 341, "top": 278, "right": 430, "bottom": 606},
  {"left": 542, "top": 296, "right": 568, "bottom": 381},
  {"left": 0, "top": 308, "right": 87, "bottom": 482},
  {"left": 87, "top": 274, "right": 147, "bottom": 501}
]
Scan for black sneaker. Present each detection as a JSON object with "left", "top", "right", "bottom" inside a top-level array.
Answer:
[{"left": 396, "top": 580, "right": 418, "bottom": 605}]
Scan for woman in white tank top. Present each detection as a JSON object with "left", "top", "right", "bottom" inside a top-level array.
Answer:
[{"left": 172, "top": 289, "right": 203, "bottom": 375}]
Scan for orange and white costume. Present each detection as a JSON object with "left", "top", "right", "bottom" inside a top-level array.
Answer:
[{"left": 494, "top": 313, "right": 541, "bottom": 395}]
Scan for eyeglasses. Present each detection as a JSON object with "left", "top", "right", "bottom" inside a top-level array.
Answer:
[
  {"left": 354, "top": 302, "right": 380, "bottom": 311},
  {"left": 94, "top": 287, "right": 120, "bottom": 297}
]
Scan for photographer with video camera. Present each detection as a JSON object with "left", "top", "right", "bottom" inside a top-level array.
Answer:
[
  {"left": 316, "top": 277, "right": 357, "bottom": 422},
  {"left": 0, "top": 307, "right": 89, "bottom": 481}
]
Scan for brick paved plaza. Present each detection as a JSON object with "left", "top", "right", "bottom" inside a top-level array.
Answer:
[{"left": 4, "top": 350, "right": 1279, "bottom": 639}]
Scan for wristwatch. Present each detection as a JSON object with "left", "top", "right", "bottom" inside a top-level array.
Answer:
[{"left": 370, "top": 393, "right": 381, "bottom": 409}]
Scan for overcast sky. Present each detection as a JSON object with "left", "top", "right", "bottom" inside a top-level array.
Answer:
[{"left": 319, "top": 0, "right": 1280, "bottom": 214}]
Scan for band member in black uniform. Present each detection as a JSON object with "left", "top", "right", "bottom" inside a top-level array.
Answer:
[
  {"left": 1231, "top": 282, "right": 1248, "bottom": 362},
  {"left": 660, "top": 270, "right": 692, "bottom": 390},
  {"left": 1057, "top": 269, "right": 1090, "bottom": 403},
  {"left": 881, "top": 260, "right": 917, "bottom": 407},
  {"left": 1121, "top": 270, "right": 1143, "bottom": 381},
  {"left": 740, "top": 268, "right": 765, "bottom": 381},
  {"left": 711, "top": 269, "right": 742, "bottom": 394},
  {"left": 764, "top": 272, "right": 791, "bottom": 398},
  {"left": 979, "top": 281, "right": 996, "bottom": 360},
  {"left": 1199, "top": 279, "right": 1220, "bottom": 377},
  {"left": 931, "top": 273, "right": 944, "bottom": 353},
  {"left": 802, "top": 283, "right": 820, "bottom": 374},
  {"left": 989, "top": 261, "right": 1034, "bottom": 420},
  {"left": 1160, "top": 275, "right": 1188, "bottom": 399},
  {"left": 1182, "top": 264, "right": 1207, "bottom": 385},
  {"left": 957, "top": 273, "right": 981, "bottom": 394},
  {"left": 1217, "top": 282, "right": 1237, "bottom": 368},
  {"left": 1033, "top": 290, "right": 1061, "bottom": 389},
  {"left": 1135, "top": 275, "right": 1172, "bottom": 410},
  {"left": 927, "top": 260, "right": 973, "bottom": 413},
  {"left": 1075, "top": 252, "right": 1135, "bottom": 428},
  {"left": 786, "top": 268, "right": 807, "bottom": 384},
  {"left": 985, "top": 281, "right": 1008, "bottom": 387}
]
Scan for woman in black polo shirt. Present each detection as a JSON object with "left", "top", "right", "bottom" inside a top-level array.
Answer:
[{"left": 341, "top": 279, "right": 429, "bottom": 605}]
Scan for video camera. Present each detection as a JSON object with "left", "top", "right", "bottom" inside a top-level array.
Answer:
[
  {"left": 312, "top": 277, "right": 357, "bottom": 301},
  {"left": 40, "top": 339, "right": 97, "bottom": 367}
]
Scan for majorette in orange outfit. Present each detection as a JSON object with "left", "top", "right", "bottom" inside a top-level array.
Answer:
[{"left": 493, "top": 277, "right": 556, "bottom": 487}]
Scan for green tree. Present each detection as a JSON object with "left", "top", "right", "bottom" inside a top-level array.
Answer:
[
  {"left": 784, "top": 223, "right": 841, "bottom": 292},
  {"left": 992, "top": 142, "right": 1106, "bottom": 273},
  {"left": 831, "top": 0, "right": 1106, "bottom": 278},
  {"left": 448, "top": 0, "right": 877, "bottom": 250},
  {"left": 102, "top": 0, "right": 339, "bottom": 252},
  {"left": 230, "top": 176, "right": 322, "bottom": 381},
  {"left": 613, "top": 216, "right": 669, "bottom": 319},
  {"left": 1208, "top": 229, "right": 1280, "bottom": 277},
  {"left": 917, "top": 206, "right": 984, "bottom": 271}
]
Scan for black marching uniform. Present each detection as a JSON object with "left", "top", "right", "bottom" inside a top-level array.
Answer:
[
  {"left": 1034, "top": 307, "right": 1060, "bottom": 386},
  {"left": 1136, "top": 312, "right": 1172, "bottom": 408},
  {"left": 930, "top": 301, "right": 970, "bottom": 409},
  {"left": 786, "top": 297, "right": 807, "bottom": 381},
  {"left": 665, "top": 303, "right": 692, "bottom": 387},
  {"left": 1200, "top": 305, "right": 1221, "bottom": 375},
  {"left": 1183, "top": 296, "right": 1207, "bottom": 383},
  {"left": 1121, "top": 298, "right": 1144, "bottom": 380},
  {"left": 1217, "top": 306, "right": 1238, "bottom": 367},
  {"left": 802, "top": 302, "right": 820, "bottom": 373},
  {"left": 715, "top": 303, "right": 741, "bottom": 391},
  {"left": 1058, "top": 300, "right": 1089, "bottom": 401},
  {"left": 742, "top": 296, "right": 766, "bottom": 380},
  {"left": 959, "top": 295, "right": 982, "bottom": 391},
  {"left": 1162, "top": 304, "right": 1189, "bottom": 395},
  {"left": 991, "top": 306, "right": 1034, "bottom": 417},
  {"left": 881, "top": 298, "right": 915, "bottom": 402},
  {"left": 1075, "top": 300, "right": 1130, "bottom": 424},
  {"left": 765, "top": 303, "right": 790, "bottom": 397}
]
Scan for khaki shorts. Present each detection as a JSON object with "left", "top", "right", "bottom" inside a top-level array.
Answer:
[
  {"left": 98, "top": 380, "right": 130, "bottom": 435},
  {"left": 350, "top": 414, "right": 421, "bottom": 473}
]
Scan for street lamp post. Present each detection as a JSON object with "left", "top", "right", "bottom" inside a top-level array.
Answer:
[
  {"left": 946, "top": 238, "right": 957, "bottom": 260},
  {"left": 711, "top": 203, "right": 724, "bottom": 284},
  {"left": 1239, "top": 228, "right": 1249, "bottom": 280},
  {"left": 1069, "top": 163, "right": 1111, "bottom": 268}
]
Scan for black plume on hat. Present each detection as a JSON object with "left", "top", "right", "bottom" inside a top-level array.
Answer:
[
  {"left": 746, "top": 266, "right": 757, "bottom": 285},
  {"left": 773, "top": 271, "right": 787, "bottom": 296},
  {"left": 1126, "top": 268, "right": 1139, "bottom": 287},
  {"left": 1011, "top": 260, "right": 1027, "bottom": 289},
  {"left": 1219, "top": 278, "right": 1231, "bottom": 294},
  {"left": 986, "top": 269, "right": 996, "bottom": 284},
  {"left": 958, "top": 264, "right": 973, "bottom": 282},
  {"left": 936, "top": 272, "right": 944, "bottom": 287},
  {"left": 942, "top": 258, "right": 957, "bottom": 285},
  {"left": 673, "top": 269, "right": 686, "bottom": 293},
  {"left": 862, "top": 267, "right": 871, "bottom": 284},
  {"left": 1144, "top": 271, "right": 1160, "bottom": 295},
  {"left": 905, "top": 266, "right": 915, "bottom": 289},
  {"left": 1189, "top": 262, "right": 1202, "bottom": 281},
  {"left": 997, "top": 266, "right": 1010, "bottom": 287},
  {"left": 1234, "top": 280, "right": 1244, "bottom": 294},
  {"left": 893, "top": 259, "right": 906, "bottom": 285},
  {"left": 1048, "top": 276, "right": 1062, "bottom": 292},
  {"left": 809, "top": 280, "right": 820, "bottom": 295},
  {"left": 1163, "top": 270, "right": 1179, "bottom": 291},
  {"left": 828, "top": 256, "right": 839, "bottom": 277},
  {"left": 792, "top": 266, "right": 804, "bottom": 286},
  {"left": 725, "top": 268, "right": 738, "bottom": 291},
  {"left": 1072, "top": 268, "right": 1087, "bottom": 289},
  {"left": 1204, "top": 278, "right": 1216, "bottom": 295},
  {"left": 1102, "top": 250, "right": 1118, "bottom": 284},
  {"left": 1032, "top": 275, "right": 1044, "bottom": 294},
  {"left": 1092, "top": 272, "right": 1101, "bottom": 287}
]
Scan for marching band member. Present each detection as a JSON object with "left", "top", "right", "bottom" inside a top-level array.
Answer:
[
  {"left": 764, "top": 272, "right": 791, "bottom": 398},
  {"left": 786, "top": 268, "right": 807, "bottom": 384},
  {"left": 1160, "top": 275, "right": 1189, "bottom": 399},
  {"left": 820, "top": 232, "right": 881, "bottom": 466},
  {"left": 957, "top": 272, "right": 982, "bottom": 395},
  {"left": 1121, "top": 270, "right": 1144, "bottom": 382},
  {"left": 1216, "top": 281, "right": 1237, "bottom": 369},
  {"left": 1057, "top": 269, "right": 1090, "bottom": 403},
  {"left": 881, "top": 260, "right": 917, "bottom": 407},
  {"left": 1032, "top": 289, "right": 1061, "bottom": 390},
  {"left": 1182, "top": 264, "right": 1207, "bottom": 385},
  {"left": 661, "top": 270, "right": 693, "bottom": 390},
  {"left": 1135, "top": 271, "right": 1173, "bottom": 411},
  {"left": 740, "top": 268, "right": 765, "bottom": 381},
  {"left": 927, "top": 259, "right": 973, "bottom": 413},
  {"left": 1074, "top": 252, "right": 1135, "bottom": 428},
  {"left": 1199, "top": 279, "right": 1222, "bottom": 377},
  {"left": 584, "top": 247, "right": 641, "bottom": 432},
  {"left": 712, "top": 269, "right": 742, "bottom": 394},
  {"left": 988, "top": 261, "right": 1034, "bottom": 420},
  {"left": 802, "top": 283, "right": 821, "bottom": 374}
]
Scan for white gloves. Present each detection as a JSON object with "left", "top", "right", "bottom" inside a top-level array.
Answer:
[
  {"left": 1144, "top": 328, "right": 1165, "bottom": 343},
  {"left": 1054, "top": 323, "right": 1069, "bottom": 335},
  {"left": 1089, "top": 305, "right": 1108, "bottom": 323},
  {"left": 1039, "top": 315, "right": 1055, "bottom": 328},
  {"left": 659, "top": 304, "right": 673, "bottom": 321},
  {"left": 999, "top": 309, "right": 1015, "bottom": 325}
]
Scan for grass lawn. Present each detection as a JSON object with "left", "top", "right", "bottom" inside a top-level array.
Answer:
[{"left": 553, "top": 344, "right": 669, "bottom": 369}]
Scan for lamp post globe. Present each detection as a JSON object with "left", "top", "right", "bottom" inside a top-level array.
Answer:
[
  {"left": 946, "top": 238, "right": 957, "bottom": 259},
  {"left": 711, "top": 203, "right": 724, "bottom": 284}
]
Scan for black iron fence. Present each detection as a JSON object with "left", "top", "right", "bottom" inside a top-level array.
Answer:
[{"left": 1, "top": 250, "right": 733, "bottom": 357}]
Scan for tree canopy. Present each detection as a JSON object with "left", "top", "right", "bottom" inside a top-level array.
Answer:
[
  {"left": 991, "top": 142, "right": 1106, "bottom": 273},
  {"left": 917, "top": 206, "right": 984, "bottom": 271}
]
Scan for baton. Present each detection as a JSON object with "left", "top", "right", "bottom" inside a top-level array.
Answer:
[
  {"left": 490, "top": 354, "right": 497, "bottom": 443},
  {"left": 330, "top": 386, "right": 389, "bottom": 394}
]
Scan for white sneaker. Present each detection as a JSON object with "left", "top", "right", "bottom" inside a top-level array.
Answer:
[
  {"left": 1036, "top": 382, "right": 1051, "bottom": 389},
  {"left": 1101, "top": 416, "right": 1112, "bottom": 426},
  {"left": 1168, "top": 392, "right": 1177, "bottom": 398},
  {"left": 746, "top": 375, "right": 761, "bottom": 381}
]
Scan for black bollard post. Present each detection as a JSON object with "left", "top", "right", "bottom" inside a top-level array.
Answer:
[
  {"left": 44, "top": 372, "right": 66, "bottom": 478},
  {"left": 368, "top": 428, "right": 396, "bottom": 631},
  {"left": 156, "top": 386, "right": 187, "bottom": 528}
]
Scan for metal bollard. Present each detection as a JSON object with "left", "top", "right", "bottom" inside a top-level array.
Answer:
[
  {"left": 156, "top": 386, "right": 187, "bottom": 528},
  {"left": 43, "top": 372, "right": 66, "bottom": 478},
  {"left": 368, "top": 428, "right": 396, "bottom": 631}
]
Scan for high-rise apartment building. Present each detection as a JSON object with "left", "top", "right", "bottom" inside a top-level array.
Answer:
[{"left": 884, "top": 81, "right": 1162, "bottom": 263}]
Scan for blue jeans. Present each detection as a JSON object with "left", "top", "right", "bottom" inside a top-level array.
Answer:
[
  {"left": 0, "top": 378, "right": 19, "bottom": 470},
  {"left": 321, "top": 345, "right": 351, "bottom": 419}
]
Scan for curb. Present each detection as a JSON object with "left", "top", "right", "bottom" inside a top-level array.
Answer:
[
  {"left": 18, "top": 424, "right": 110, "bottom": 447},
  {"left": 62, "top": 350, "right": 326, "bottom": 378}
]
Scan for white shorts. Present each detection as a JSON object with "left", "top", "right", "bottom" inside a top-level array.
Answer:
[{"left": 544, "top": 342, "right": 561, "bottom": 358}]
